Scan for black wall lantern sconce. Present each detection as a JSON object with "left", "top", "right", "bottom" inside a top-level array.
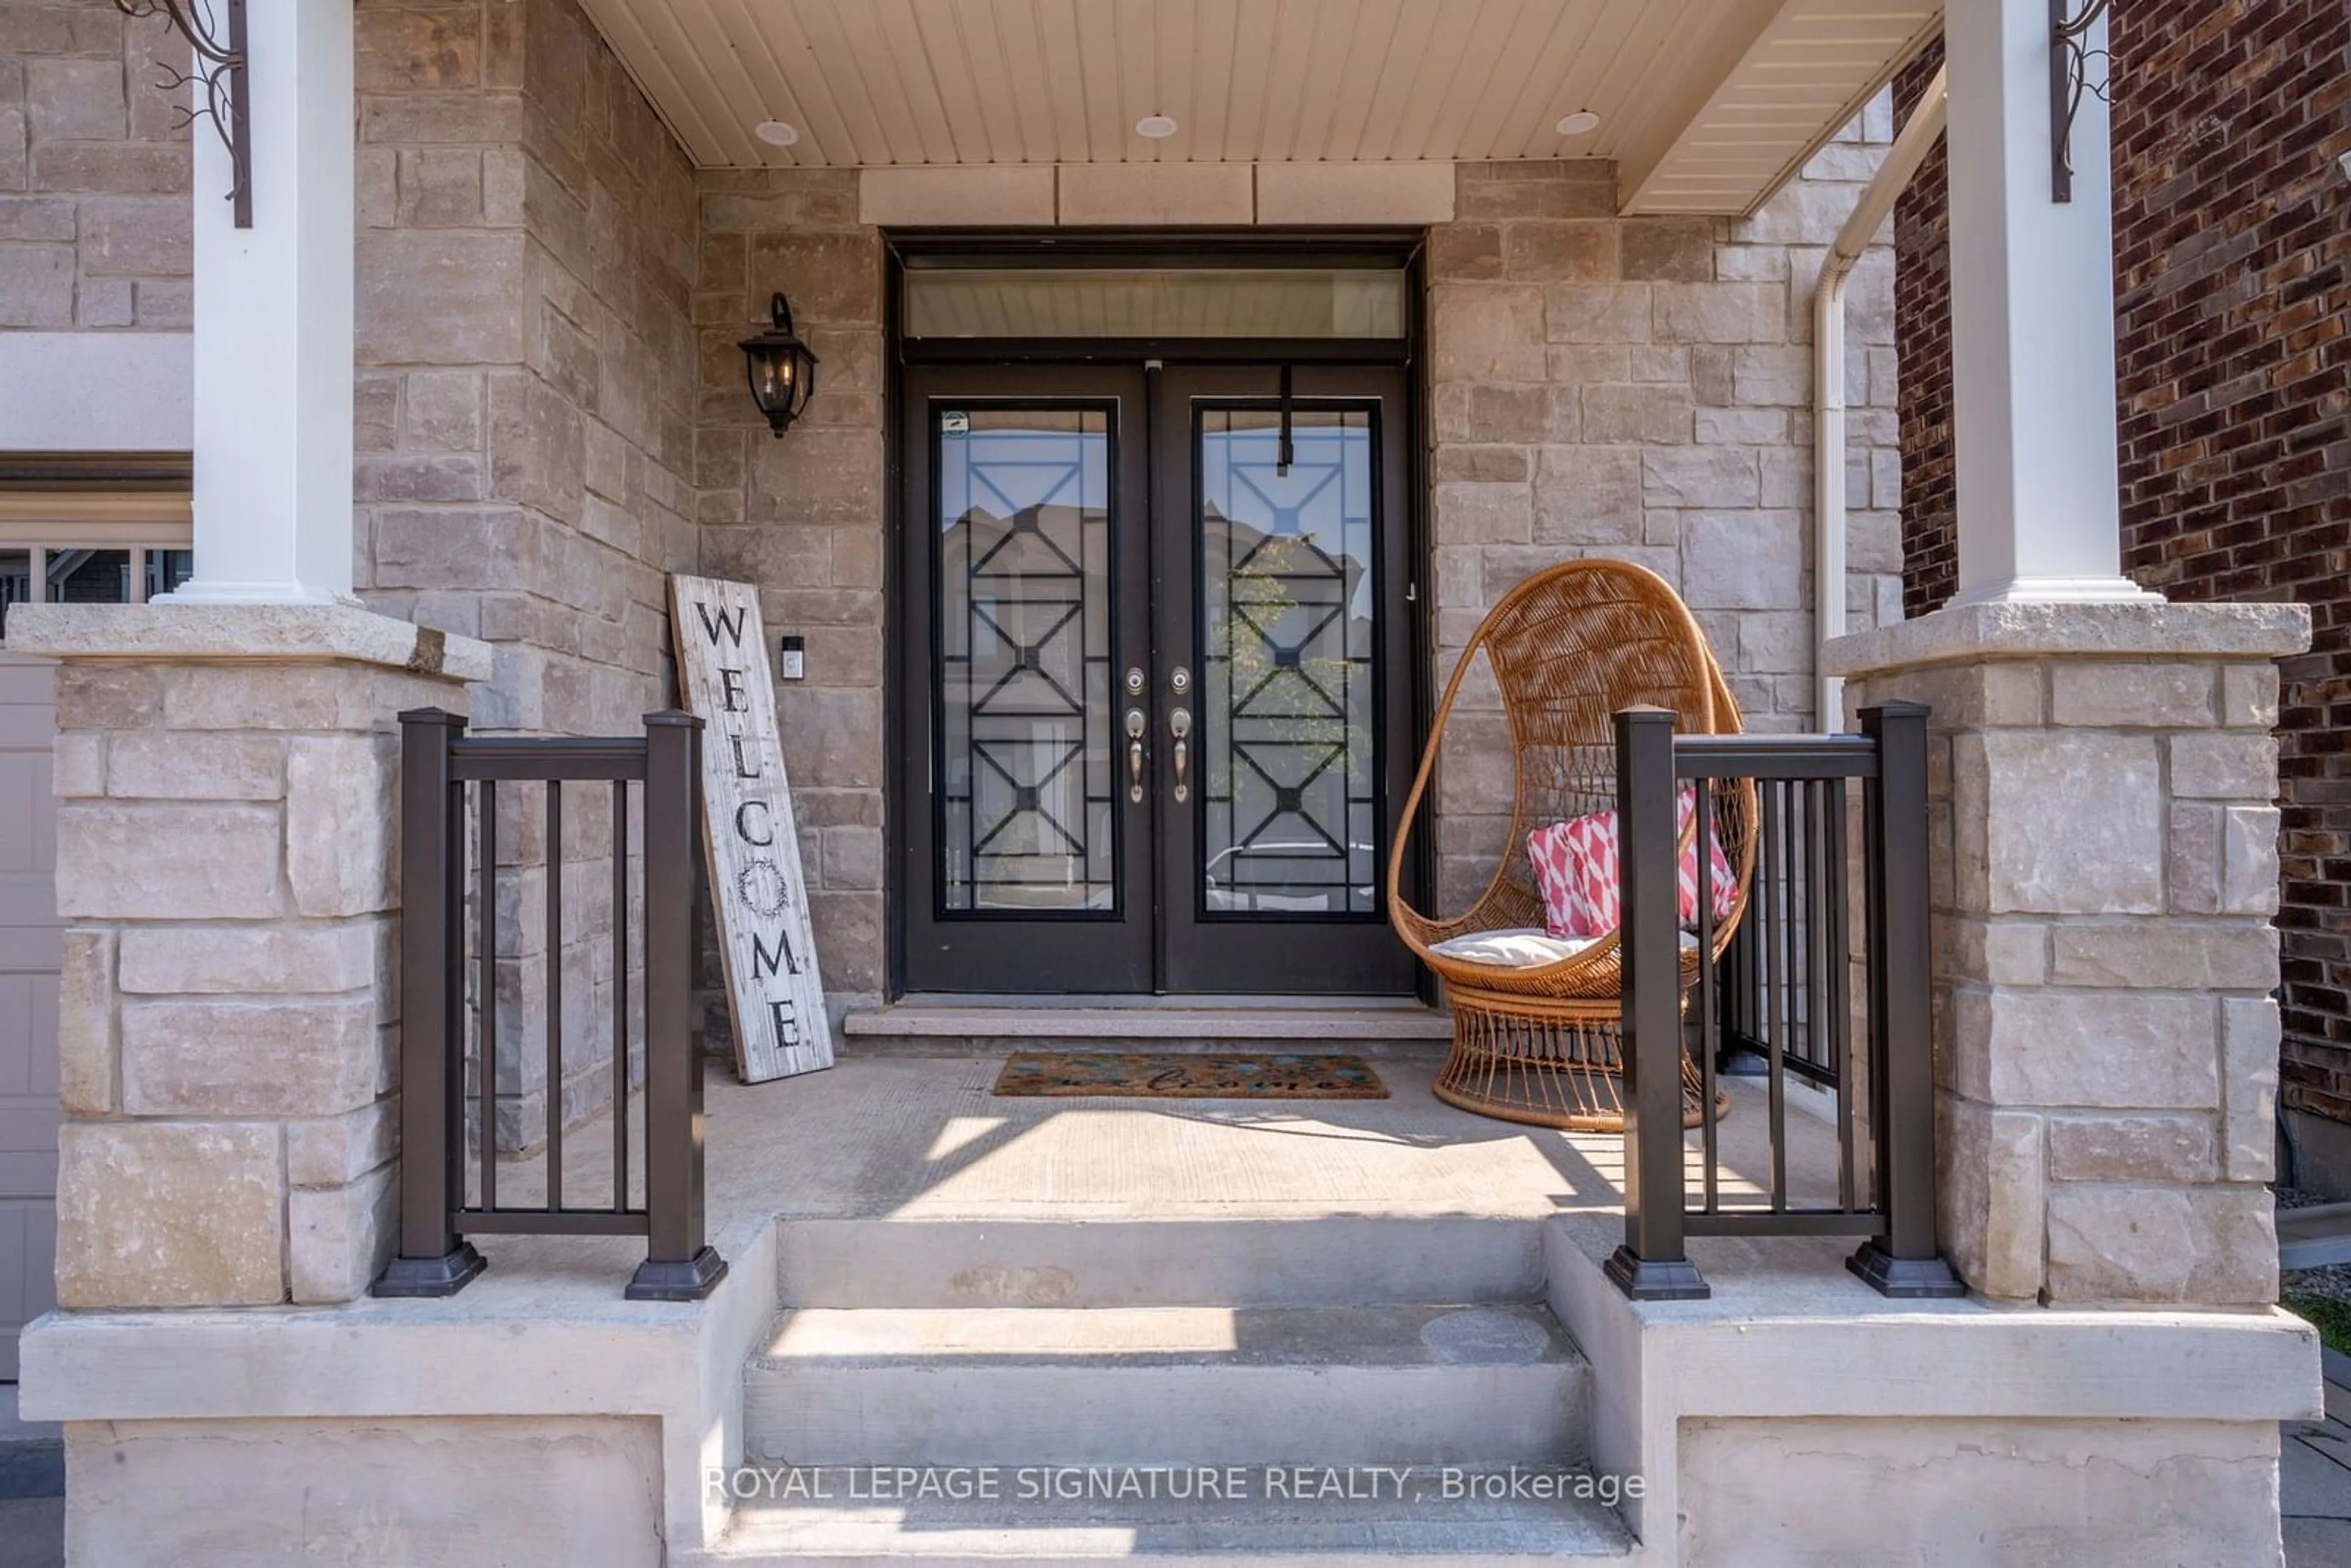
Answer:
[{"left": 739, "top": 294, "right": 820, "bottom": 438}]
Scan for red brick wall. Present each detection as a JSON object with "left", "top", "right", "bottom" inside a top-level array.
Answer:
[
  {"left": 1895, "top": 0, "right": 2351, "bottom": 1120},
  {"left": 1892, "top": 40, "right": 1952, "bottom": 618}
]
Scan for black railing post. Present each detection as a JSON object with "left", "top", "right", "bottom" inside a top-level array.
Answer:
[
  {"left": 1605, "top": 707, "right": 1709, "bottom": 1300},
  {"left": 628, "top": 709, "right": 729, "bottom": 1302},
  {"left": 375, "top": 708, "right": 487, "bottom": 1298},
  {"left": 1847, "top": 700, "right": 1964, "bottom": 1298}
]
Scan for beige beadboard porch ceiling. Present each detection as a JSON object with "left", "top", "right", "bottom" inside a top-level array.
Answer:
[{"left": 575, "top": 0, "right": 1942, "bottom": 215}]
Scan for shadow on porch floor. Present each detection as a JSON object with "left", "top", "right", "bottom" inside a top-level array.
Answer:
[{"left": 458, "top": 1048, "right": 1852, "bottom": 1303}]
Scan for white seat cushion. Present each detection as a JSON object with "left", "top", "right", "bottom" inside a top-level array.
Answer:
[
  {"left": 1428, "top": 926, "right": 1699, "bottom": 969},
  {"left": 1428, "top": 928, "right": 1597, "bottom": 967}
]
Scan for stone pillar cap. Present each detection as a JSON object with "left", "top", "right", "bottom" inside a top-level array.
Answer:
[
  {"left": 1824, "top": 599, "right": 2311, "bottom": 678},
  {"left": 4, "top": 602, "right": 492, "bottom": 684}
]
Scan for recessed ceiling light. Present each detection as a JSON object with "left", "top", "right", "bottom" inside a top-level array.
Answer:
[
  {"left": 1555, "top": 110, "right": 1602, "bottom": 137},
  {"left": 1135, "top": 114, "right": 1179, "bottom": 140},
  {"left": 754, "top": 120, "right": 800, "bottom": 148}
]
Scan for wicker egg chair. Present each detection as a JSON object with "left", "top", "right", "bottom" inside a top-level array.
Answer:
[{"left": 1387, "top": 560, "right": 1757, "bottom": 1131}]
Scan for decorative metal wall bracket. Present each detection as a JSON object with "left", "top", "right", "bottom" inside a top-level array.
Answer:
[
  {"left": 115, "top": 0, "right": 250, "bottom": 227},
  {"left": 2049, "top": 0, "right": 2112, "bottom": 203}
]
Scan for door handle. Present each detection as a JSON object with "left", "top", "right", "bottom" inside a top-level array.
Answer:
[
  {"left": 1125, "top": 708, "right": 1147, "bottom": 804},
  {"left": 1169, "top": 708, "right": 1191, "bottom": 804}
]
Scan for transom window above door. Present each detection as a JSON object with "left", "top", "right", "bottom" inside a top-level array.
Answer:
[{"left": 902, "top": 266, "right": 1408, "bottom": 340}]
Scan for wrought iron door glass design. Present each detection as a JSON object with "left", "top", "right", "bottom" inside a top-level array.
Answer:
[
  {"left": 1198, "top": 408, "right": 1377, "bottom": 915},
  {"left": 936, "top": 408, "right": 1116, "bottom": 912}
]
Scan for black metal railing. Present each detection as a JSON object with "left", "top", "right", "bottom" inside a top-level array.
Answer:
[
  {"left": 373, "top": 708, "right": 728, "bottom": 1302},
  {"left": 1604, "top": 700, "right": 1962, "bottom": 1302}
]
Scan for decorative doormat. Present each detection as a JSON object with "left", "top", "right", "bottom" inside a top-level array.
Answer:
[{"left": 992, "top": 1052, "right": 1390, "bottom": 1100}]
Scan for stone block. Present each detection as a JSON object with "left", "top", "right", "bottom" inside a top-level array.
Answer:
[
  {"left": 1427, "top": 223, "right": 1502, "bottom": 281},
  {"left": 856, "top": 165, "right": 1056, "bottom": 227},
  {"left": 396, "top": 148, "right": 482, "bottom": 227},
  {"left": 1957, "top": 987, "right": 2218, "bottom": 1109},
  {"left": 746, "top": 425, "right": 883, "bottom": 527},
  {"left": 2168, "top": 732, "right": 2276, "bottom": 800},
  {"left": 1869, "top": 660, "right": 2042, "bottom": 729},
  {"left": 1433, "top": 482, "right": 1531, "bottom": 546},
  {"left": 2047, "top": 921, "right": 2278, "bottom": 991},
  {"left": 1619, "top": 218, "right": 1714, "bottom": 282},
  {"left": 1433, "top": 284, "right": 1547, "bottom": 381},
  {"left": 1964, "top": 730, "right": 2163, "bottom": 914},
  {"left": 1681, "top": 511, "right": 1802, "bottom": 609},
  {"left": 1693, "top": 407, "right": 1787, "bottom": 445},
  {"left": 1642, "top": 448, "right": 1760, "bottom": 508},
  {"left": 1580, "top": 383, "right": 1693, "bottom": 445},
  {"left": 122, "top": 996, "right": 385, "bottom": 1117},
  {"left": 404, "top": 370, "right": 484, "bottom": 452},
  {"left": 358, "top": 230, "right": 529, "bottom": 366},
  {"left": 54, "top": 1121, "right": 285, "bottom": 1309},
  {"left": 1434, "top": 382, "right": 1573, "bottom": 445},
  {"left": 290, "top": 1165, "right": 396, "bottom": 1305},
  {"left": 55, "top": 802, "right": 283, "bottom": 920},
  {"left": 1501, "top": 221, "right": 1617, "bottom": 282},
  {"left": 1542, "top": 283, "right": 1649, "bottom": 345},
  {"left": 1453, "top": 162, "right": 1614, "bottom": 220},
  {"left": 119, "top": 922, "right": 380, "bottom": 996},
  {"left": 0, "top": 241, "right": 73, "bottom": 326},
  {"left": 53, "top": 664, "right": 159, "bottom": 730},
  {"left": 1532, "top": 446, "right": 1642, "bottom": 546},
  {"left": 103, "top": 732, "right": 285, "bottom": 801},
  {"left": 2045, "top": 1184, "right": 2275, "bottom": 1304},
  {"left": 51, "top": 731, "right": 102, "bottom": 796},
  {"left": 2220, "top": 662, "right": 2279, "bottom": 728},
  {"left": 1938, "top": 1094, "right": 2044, "bottom": 1299},
  {"left": 1730, "top": 344, "right": 1812, "bottom": 406},
  {"left": 24, "top": 56, "right": 125, "bottom": 142},
  {"left": 2170, "top": 803, "right": 2280, "bottom": 917},
  {"left": 2045, "top": 1113, "right": 2218, "bottom": 1183},
  {"left": 822, "top": 825, "right": 884, "bottom": 891},
  {"left": 488, "top": 370, "right": 585, "bottom": 525},
  {"left": 285, "top": 1101, "right": 398, "bottom": 1188},
  {"left": 55, "top": 929, "right": 114, "bottom": 1119},
  {"left": 746, "top": 230, "right": 882, "bottom": 325},
  {"left": 1652, "top": 282, "right": 1786, "bottom": 343},
  {"left": 157, "top": 664, "right": 339, "bottom": 730},
  {"left": 2048, "top": 662, "right": 2216, "bottom": 728},
  {"left": 2221, "top": 995, "right": 2281, "bottom": 1182},
  {"left": 1936, "top": 917, "right": 2048, "bottom": 988},
  {"left": 373, "top": 506, "right": 538, "bottom": 592}
]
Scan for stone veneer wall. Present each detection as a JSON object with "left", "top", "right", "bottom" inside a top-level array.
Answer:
[
  {"left": 0, "top": 0, "right": 189, "bottom": 332},
  {"left": 39, "top": 614, "right": 487, "bottom": 1307},
  {"left": 1421, "top": 110, "right": 1903, "bottom": 911},
  {"left": 350, "top": 0, "right": 699, "bottom": 1146},
  {"left": 691, "top": 170, "right": 885, "bottom": 1011}
]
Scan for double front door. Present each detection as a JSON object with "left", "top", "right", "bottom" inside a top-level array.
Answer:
[{"left": 899, "top": 362, "right": 1417, "bottom": 995}]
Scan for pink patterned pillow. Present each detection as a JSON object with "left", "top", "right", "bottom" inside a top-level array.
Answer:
[{"left": 1528, "top": 789, "right": 1739, "bottom": 940}]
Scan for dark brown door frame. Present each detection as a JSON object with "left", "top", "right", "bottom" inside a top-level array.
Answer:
[{"left": 882, "top": 236, "right": 1433, "bottom": 1000}]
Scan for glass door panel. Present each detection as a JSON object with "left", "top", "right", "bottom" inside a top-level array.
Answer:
[
  {"left": 936, "top": 408, "right": 1115, "bottom": 913},
  {"left": 1198, "top": 410, "right": 1378, "bottom": 915}
]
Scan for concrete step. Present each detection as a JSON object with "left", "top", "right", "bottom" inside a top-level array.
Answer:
[
  {"left": 776, "top": 1218, "right": 1547, "bottom": 1310},
  {"left": 743, "top": 1304, "right": 1590, "bottom": 1470},
  {"left": 694, "top": 1468, "right": 1633, "bottom": 1564},
  {"left": 841, "top": 1002, "right": 1453, "bottom": 1057}
]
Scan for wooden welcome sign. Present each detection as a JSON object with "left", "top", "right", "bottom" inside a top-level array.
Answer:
[{"left": 669, "top": 575, "right": 834, "bottom": 1084}]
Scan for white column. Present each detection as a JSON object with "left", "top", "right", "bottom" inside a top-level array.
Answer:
[
  {"left": 160, "top": 0, "right": 355, "bottom": 606},
  {"left": 1944, "top": 0, "right": 2157, "bottom": 606}
]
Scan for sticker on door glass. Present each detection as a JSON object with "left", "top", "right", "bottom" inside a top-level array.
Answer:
[{"left": 940, "top": 410, "right": 970, "bottom": 433}]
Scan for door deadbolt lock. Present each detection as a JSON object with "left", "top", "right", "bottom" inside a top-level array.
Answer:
[
  {"left": 1124, "top": 666, "right": 1146, "bottom": 697},
  {"left": 1170, "top": 666, "right": 1191, "bottom": 695}
]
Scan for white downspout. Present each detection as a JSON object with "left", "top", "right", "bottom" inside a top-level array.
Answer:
[{"left": 1815, "top": 67, "right": 1947, "bottom": 729}]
